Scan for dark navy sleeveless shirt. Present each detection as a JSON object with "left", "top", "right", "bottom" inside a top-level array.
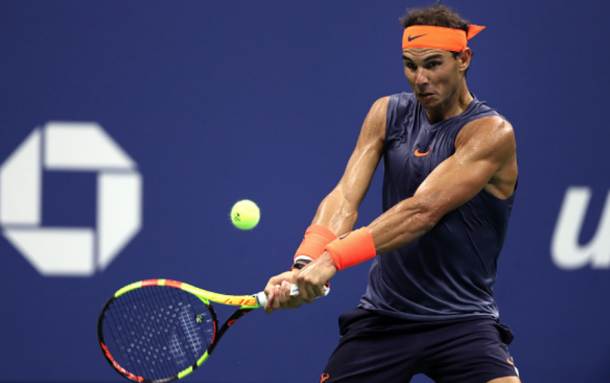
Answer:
[{"left": 359, "top": 92, "right": 515, "bottom": 321}]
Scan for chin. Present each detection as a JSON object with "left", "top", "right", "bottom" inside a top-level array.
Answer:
[{"left": 417, "top": 96, "right": 438, "bottom": 108}]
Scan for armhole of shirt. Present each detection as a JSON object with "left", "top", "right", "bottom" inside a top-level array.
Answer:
[{"left": 383, "top": 93, "right": 408, "bottom": 153}]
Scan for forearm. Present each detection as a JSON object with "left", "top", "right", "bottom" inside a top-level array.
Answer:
[
  {"left": 367, "top": 196, "right": 436, "bottom": 254},
  {"left": 311, "top": 187, "right": 359, "bottom": 237}
]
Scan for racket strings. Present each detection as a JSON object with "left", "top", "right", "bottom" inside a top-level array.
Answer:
[
  {"left": 101, "top": 286, "right": 216, "bottom": 382},
  {"left": 107, "top": 286, "right": 177, "bottom": 380}
]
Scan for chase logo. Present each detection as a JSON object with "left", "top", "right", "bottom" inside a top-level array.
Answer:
[{"left": 0, "top": 122, "right": 142, "bottom": 276}]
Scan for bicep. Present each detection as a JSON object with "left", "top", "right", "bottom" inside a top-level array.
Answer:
[
  {"left": 413, "top": 118, "right": 516, "bottom": 221},
  {"left": 311, "top": 97, "right": 387, "bottom": 232},
  {"left": 334, "top": 97, "right": 388, "bottom": 207}
]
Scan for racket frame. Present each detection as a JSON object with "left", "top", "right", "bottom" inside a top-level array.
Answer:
[{"left": 97, "top": 279, "right": 262, "bottom": 383}]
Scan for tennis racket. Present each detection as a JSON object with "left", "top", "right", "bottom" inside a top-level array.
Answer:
[{"left": 97, "top": 278, "right": 328, "bottom": 383}]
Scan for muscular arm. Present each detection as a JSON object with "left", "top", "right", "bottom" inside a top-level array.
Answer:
[
  {"left": 263, "top": 97, "right": 387, "bottom": 312},
  {"left": 369, "top": 115, "right": 518, "bottom": 253},
  {"left": 310, "top": 96, "right": 388, "bottom": 236}
]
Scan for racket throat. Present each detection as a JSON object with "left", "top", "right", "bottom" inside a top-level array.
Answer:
[{"left": 208, "top": 308, "right": 255, "bottom": 355}]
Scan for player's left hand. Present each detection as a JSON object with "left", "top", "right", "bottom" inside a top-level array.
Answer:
[
  {"left": 292, "top": 251, "right": 337, "bottom": 300},
  {"left": 264, "top": 271, "right": 309, "bottom": 314}
]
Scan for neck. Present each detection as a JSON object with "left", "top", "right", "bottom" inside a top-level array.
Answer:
[{"left": 424, "top": 81, "right": 473, "bottom": 124}]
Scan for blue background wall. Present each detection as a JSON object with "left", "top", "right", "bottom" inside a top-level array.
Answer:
[{"left": 1, "top": 1, "right": 609, "bottom": 382}]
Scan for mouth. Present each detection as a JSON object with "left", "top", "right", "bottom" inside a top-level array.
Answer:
[{"left": 418, "top": 92, "right": 435, "bottom": 100}]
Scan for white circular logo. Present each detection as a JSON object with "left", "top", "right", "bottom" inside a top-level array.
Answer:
[{"left": 0, "top": 122, "right": 142, "bottom": 276}]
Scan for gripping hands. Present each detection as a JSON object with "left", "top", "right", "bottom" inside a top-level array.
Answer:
[
  {"left": 262, "top": 252, "right": 337, "bottom": 314},
  {"left": 255, "top": 283, "right": 330, "bottom": 308}
]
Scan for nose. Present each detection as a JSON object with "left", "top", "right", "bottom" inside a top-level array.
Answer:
[{"left": 415, "top": 68, "right": 428, "bottom": 86}]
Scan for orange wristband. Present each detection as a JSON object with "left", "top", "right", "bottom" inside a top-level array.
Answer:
[
  {"left": 325, "top": 227, "right": 376, "bottom": 271},
  {"left": 294, "top": 225, "right": 337, "bottom": 262}
]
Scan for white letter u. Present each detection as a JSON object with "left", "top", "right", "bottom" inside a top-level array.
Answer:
[{"left": 551, "top": 187, "right": 610, "bottom": 269}]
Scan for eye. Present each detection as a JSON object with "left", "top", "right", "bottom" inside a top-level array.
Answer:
[
  {"left": 404, "top": 62, "right": 417, "bottom": 70},
  {"left": 425, "top": 61, "right": 441, "bottom": 69}
]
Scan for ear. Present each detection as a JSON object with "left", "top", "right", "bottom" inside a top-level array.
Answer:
[{"left": 458, "top": 48, "right": 472, "bottom": 74}]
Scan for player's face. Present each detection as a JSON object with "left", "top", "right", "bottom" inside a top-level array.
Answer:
[{"left": 402, "top": 48, "right": 466, "bottom": 111}]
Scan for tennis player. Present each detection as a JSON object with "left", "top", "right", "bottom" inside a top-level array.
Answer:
[{"left": 264, "top": 4, "right": 520, "bottom": 383}]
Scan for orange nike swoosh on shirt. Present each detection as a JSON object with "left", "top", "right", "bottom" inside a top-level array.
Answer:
[
  {"left": 414, "top": 148, "right": 432, "bottom": 157},
  {"left": 506, "top": 358, "right": 515, "bottom": 366}
]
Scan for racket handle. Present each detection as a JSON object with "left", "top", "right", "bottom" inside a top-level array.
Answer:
[
  {"left": 255, "top": 284, "right": 330, "bottom": 307},
  {"left": 289, "top": 283, "right": 330, "bottom": 297}
]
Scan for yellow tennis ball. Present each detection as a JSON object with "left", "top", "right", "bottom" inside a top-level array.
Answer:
[{"left": 231, "top": 200, "right": 260, "bottom": 230}]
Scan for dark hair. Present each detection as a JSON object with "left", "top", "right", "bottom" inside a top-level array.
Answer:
[
  {"left": 400, "top": 4, "right": 470, "bottom": 35},
  {"left": 400, "top": 4, "right": 472, "bottom": 75}
]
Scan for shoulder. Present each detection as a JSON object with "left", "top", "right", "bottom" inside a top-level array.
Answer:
[
  {"left": 455, "top": 115, "right": 516, "bottom": 160},
  {"left": 357, "top": 96, "right": 391, "bottom": 145},
  {"left": 368, "top": 96, "right": 391, "bottom": 119},
  {"left": 461, "top": 114, "right": 513, "bottom": 136}
]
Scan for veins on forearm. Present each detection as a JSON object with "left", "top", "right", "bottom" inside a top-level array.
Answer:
[
  {"left": 313, "top": 189, "right": 359, "bottom": 236},
  {"left": 367, "top": 198, "right": 436, "bottom": 254}
]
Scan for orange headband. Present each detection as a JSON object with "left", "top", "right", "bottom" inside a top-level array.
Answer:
[{"left": 402, "top": 25, "right": 485, "bottom": 52}]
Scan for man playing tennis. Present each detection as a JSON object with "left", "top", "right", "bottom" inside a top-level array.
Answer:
[{"left": 264, "top": 4, "right": 520, "bottom": 383}]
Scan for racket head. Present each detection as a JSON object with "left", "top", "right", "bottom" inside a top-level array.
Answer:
[{"left": 97, "top": 279, "right": 219, "bottom": 383}]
